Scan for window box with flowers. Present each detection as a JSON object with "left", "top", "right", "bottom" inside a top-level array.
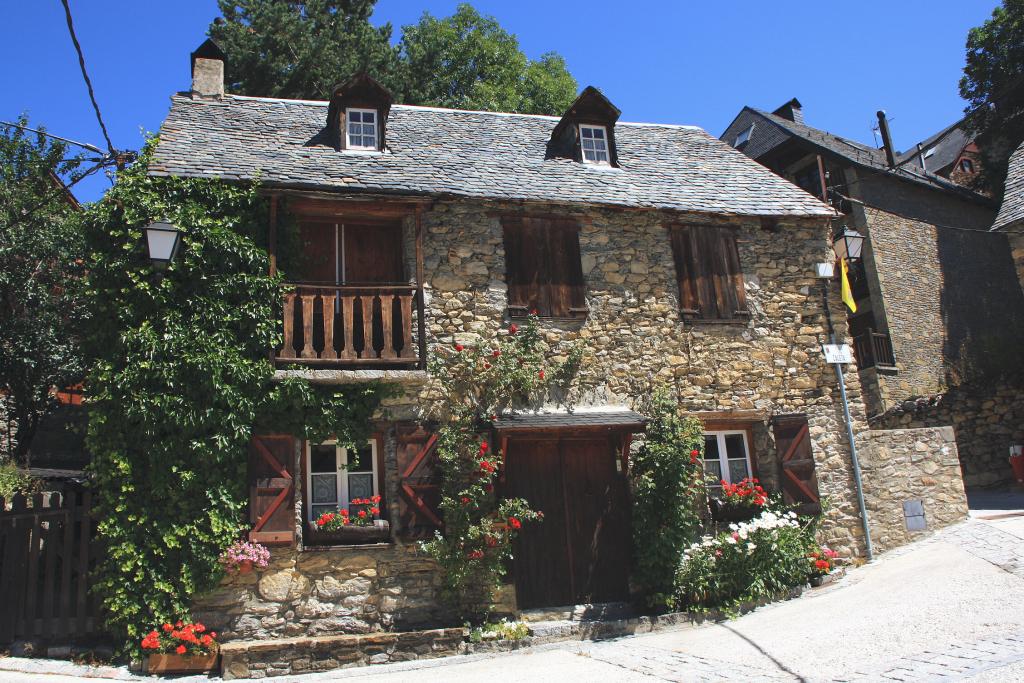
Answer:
[
  {"left": 710, "top": 477, "right": 768, "bottom": 523},
  {"left": 306, "top": 496, "right": 389, "bottom": 546},
  {"left": 140, "top": 620, "right": 219, "bottom": 674}
]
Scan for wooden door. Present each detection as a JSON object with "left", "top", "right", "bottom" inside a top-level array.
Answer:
[
  {"left": 504, "top": 435, "right": 630, "bottom": 609},
  {"left": 344, "top": 223, "right": 404, "bottom": 283}
]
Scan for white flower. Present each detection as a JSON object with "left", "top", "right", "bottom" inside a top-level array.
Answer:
[
  {"left": 728, "top": 523, "right": 739, "bottom": 531},
  {"left": 726, "top": 537, "right": 737, "bottom": 545}
]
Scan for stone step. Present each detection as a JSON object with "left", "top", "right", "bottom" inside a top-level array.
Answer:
[{"left": 519, "top": 601, "right": 636, "bottom": 623}]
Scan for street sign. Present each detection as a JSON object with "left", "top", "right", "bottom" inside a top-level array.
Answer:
[{"left": 822, "top": 343, "right": 853, "bottom": 364}]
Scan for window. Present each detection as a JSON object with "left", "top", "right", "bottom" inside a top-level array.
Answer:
[
  {"left": 924, "top": 147, "right": 936, "bottom": 158},
  {"left": 346, "top": 108, "right": 378, "bottom": 150},
  {"left": 502, "top": 216, "right": 587, "bottom": 318},
  {"left": 306, "top": 440, "right": 379, "bottom": 523},
  {"left": 669, "top": 225, "right": 749, "bottom": 321},
  {"left": 960, "top": 158, "right": 975, "bottom": 173},
  {"left": 579, "top": 124, "right": 610, "bottom": 164},
  {"left": 703, "top": 430, "right": 753, "bottom": 494},
  {"left": 734, "top": 124, "right": 754, "bottom": 147}
]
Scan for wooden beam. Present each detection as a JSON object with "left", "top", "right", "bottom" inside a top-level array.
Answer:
[
  {"left": 289, "top": 196, "right": 422, "bottom": 221},
  {"left": 415, "top": 206, "right": 427, "bottom": 370},
  {"left": 268, "top": 194, "right": 279, "bottom": 277}
]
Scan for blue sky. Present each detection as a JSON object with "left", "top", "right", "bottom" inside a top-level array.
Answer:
[{"left": 1, "top": 1, "right": 996, "bottom": 202}]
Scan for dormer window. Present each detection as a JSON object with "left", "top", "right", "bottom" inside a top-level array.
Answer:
[
  {"left": 346, "top": 108, "right": 378, "bottom": 150},
  {"left": 580, "top": 124, "right": 610, "bottom": 164},
  {"left": 734, "top": 124, "right": 754, "bottom": 148}
]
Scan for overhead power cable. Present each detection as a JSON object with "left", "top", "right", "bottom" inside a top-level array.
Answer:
[
  {"left": 60, "top": 0, "right": 116, "bottom": 157},
  {"left": 0, "top": 120, "right": 103, "bottom": 154}
]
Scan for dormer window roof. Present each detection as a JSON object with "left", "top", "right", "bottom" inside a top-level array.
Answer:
[
  {"left": 549, "top": 86, "right": 622, "bottom": 166},
  {"left": 326, "top": 72, "right": 392, "bottom": 152},
  {"left": 734, "top": 124, "right": 754, "bottom": 148}
]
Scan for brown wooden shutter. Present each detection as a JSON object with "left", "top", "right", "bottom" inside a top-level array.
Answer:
[
  {"left": 248, "top": 434, "right": 297, "bottom": 545},
  {"left": 714, "top": 229, "right": 748, "bottom": 318},
  {"left": 670, "top": 226, "right": 700, "bottom": 316},
  {"left": 544, "top": 219, "right": 587, "bottom": 318},
  {"left": 772, "top": 415, "right": 821, "bottom": 515},
  {"left": 396, "top": 424, "right": 443, "bottom": 537},
  {"left": 502, "top": 216, "right": 546, "bottom": 316}
]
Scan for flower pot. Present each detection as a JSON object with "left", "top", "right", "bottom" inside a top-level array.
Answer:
[
  {"left": 709, "top": 499, "right": 761, "bottom": 523},
  {"left": 236, "top": 559, "right": 253, "bottom": 574},
  {"left": 809, "top": 575, "right": 825, "bottom": 587},
  {"left": 306, "top": 519, "right": 390, "bottom": 545},
  {"left": 1009, "top": 451, "right": 1024, "bottom": 485},
  {"left": 146, "top": 652, "right": 219, "bottom": 675}
]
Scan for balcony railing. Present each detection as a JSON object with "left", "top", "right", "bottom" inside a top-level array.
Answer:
[
  {"left": 852, "top": 328, "right": 896, "bottom": 370},
  {"left": 277, "top": 283, "right": 423, "bottom": 368}
]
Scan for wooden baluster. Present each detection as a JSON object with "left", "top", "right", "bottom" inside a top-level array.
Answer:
[
  {"left": 340, "top": 296, "right": 357, "bottom": 360},
  {"left": 321, "top": 290, "right": 338, "bottom": 360},
  {"left": 76, "top": 491, "right": 91, "bottom": 635},
  {"left": 25, "top": 493, "right": 43, "bottom": 636},
  {"left": 360, "top": 294, "right": 378, "bottom": 359},
  {"left": 41, "top": 493, "right": 58, "bottom": 637},
  {"left": 380, "top": 293, "right": 397, "bottom": 360},
  {"left": 280, "top": 292, "right": 296, "bottom": 359},
  {"left": 399, "top": 293, "right": 416, "bottom": 359},
  {"left": 59, "top": 493, "right": 74, "bottom": 637},
  {"left": 300, "top": 294, "right": 316, "bottom": 359}
]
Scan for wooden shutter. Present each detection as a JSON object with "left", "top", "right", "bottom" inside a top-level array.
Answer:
[
  {"left": 545, "top": 219, "right": 587, "bottom": 318},
  {"left": 772, "top": 415, "right": 821, "bottom": 515},
  {"left": 396, "top": 424, "right": 443, "bottom": 537},
  {"left": 670, "top": 225, "right": 748, "bottom": 320},
  {"left": 502, "top": 216, "right": 546, "bottom": 316},
  {"left": 248, "top": 434, "right": 297, "bottom": 546}
]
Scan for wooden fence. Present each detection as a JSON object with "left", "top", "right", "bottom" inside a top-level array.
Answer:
[{"left": 0, "top": 491, "right": 103, "bottom": 643}]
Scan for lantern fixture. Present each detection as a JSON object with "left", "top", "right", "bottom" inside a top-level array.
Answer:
[
  {"left": 144, "top": 220, "right": 181, "bottom": 268},
  {"left": 832, "top": 226, "right": 865, "bottom": 262}
]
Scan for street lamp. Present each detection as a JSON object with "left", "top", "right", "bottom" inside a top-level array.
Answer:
[
  {"left": 144, "top": 220, "right": 181, "bottom": 268},
  {"left": 832, "top": 226, "right": 865, "bottom": 262}
]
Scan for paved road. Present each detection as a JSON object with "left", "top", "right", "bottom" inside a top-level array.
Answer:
[{"left": 3, "top": 502, "right": 1023, "bottom": 683}]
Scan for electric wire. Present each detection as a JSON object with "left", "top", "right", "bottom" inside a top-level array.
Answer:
[{"left": 60, "top": 0, "right": 116, "bottom": 157}]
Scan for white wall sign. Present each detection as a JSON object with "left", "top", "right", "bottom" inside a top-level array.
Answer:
[{"left": 822, "top": 343, "right": 853, "bottom": 364}]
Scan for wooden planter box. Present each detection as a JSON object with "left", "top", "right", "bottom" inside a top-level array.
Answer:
[
  {"left": 709, "top": 499, "right": 761, "bottom": 523},
  {"left": 146, "top": 652, "right": 219, "bottom": 674},
  {"left": 306, "top": 520, "right": 390, "bottom": 546}
]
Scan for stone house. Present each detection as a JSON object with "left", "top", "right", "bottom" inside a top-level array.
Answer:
[
  {"left": 992, "top": 139, "right": 1024, "bottom": 291},
  {"left": 722, "top": 100, "right": 1024, "bottom": 487},
  {"left": 144, "top": 44, "right": 970, "bottom": 646}
]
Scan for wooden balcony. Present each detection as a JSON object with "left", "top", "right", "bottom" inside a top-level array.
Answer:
[
  {"left": 277, "top": 283, "right": 424, "bottom": 368},
  {"left": 852, "top": 328, "right": 896, "bottom": 370}
]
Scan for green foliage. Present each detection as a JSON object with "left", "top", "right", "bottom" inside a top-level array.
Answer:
[
  {"left": 399, "top": 4, "right": 578, "bottom": 114},
  {"left": 959, "top": 0, "right": 1024, "bottom": 195},
  {"left": 631, "top": 389, "right": 706, "bottom": 607},
  {"left": 422, "top": 317, "right": 554, "bottom": 622},
  {"left": 208, "top": 1, "right": 579, "bottom": 115},
  {"left": 82, "top": 141, "right": 388, "bottom": 645},
  {"left": 0, "top": 116, "right": 87, "bottom": 462},
  {"left": 674, "top": 510, "right": 823, "bottom": 613},
  {"left": 211, "top": 0, "right": 402, "bottom": 100},
  {"left": 467, "top": 619, "right": 530, "bottom": 643},
  {"left": 0, "top": 459, "right": 40, "bottom": 498}
]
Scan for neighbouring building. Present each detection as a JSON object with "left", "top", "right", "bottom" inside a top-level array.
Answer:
[
  {"left": 142, "top": 43, "right": 969, "bottom": 652},
  {"left": 992, "top": 140, "right": 1024, "bottom": 291},
  {"left": 900, "top": 118, "right": 983, "bottom": 189},
  {"left": 722, "top": 99, "right": 1024, "bottom": 487}
]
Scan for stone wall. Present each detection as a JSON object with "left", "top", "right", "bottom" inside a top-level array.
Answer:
[
  {"left": 1010, "top": 230, "right": 1024, "bottom": 293},
  {"left": 193, "top": 543, "right": 450, "bottom": 643},
  {"left": 871, "top": 380, "right": 1024, "bottom": 488},
  {"left": 858, "top": 426, "right": 968, "bottom": 553}
]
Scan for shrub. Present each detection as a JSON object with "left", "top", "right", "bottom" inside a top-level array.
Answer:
[
  {"left": 675, "top": 509, "right": 818, "bottom": 612},
  {"left": 0, "top": 460, "right": 39, "bottom": 499},
  {"left": 631, "top": 388, "right": 706, "bottom": 607}
]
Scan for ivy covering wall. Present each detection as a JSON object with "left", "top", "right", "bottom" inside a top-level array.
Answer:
[{"left": 82, "top": 144, "right": 389, "bottom": 644}]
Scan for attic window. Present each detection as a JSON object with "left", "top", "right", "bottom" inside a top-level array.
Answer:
[
  {"left": 734, "top": 124, "right": 754, "bottom": 147},
  {"left": 346, "top": 108, "right": 378, "bottom": 150},
  {"left": 580, "top": 124, "right": 610, "bottom": 164},
  {"left": 924, "top": 147, "right": 936, "bottom": 158}
]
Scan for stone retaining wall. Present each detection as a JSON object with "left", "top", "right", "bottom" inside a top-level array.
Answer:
[
  {"left": 858, "top": 426, "right": 968, "bottom": 554},
  {"left": 871, "top": 381, "right": 1024, "bottom": 488},
  {"left": 193, "top": 543, "right": 451, "bottom": 642}
]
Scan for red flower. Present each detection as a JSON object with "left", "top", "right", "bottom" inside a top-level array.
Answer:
[
  {"left": 492, "top": 349, "right": 501, "bottom": 358},
  {"left": 530, "top": 308, "right": 539, "bottom": 315},
  {"left": 538, "top": 370, "right": 545, "bottom": 380},
  {"left": 370, "top": 507, "right": 380, "bottom": 515},
  {"left": 372, "top": 495, "right": 381, "bottom": 503},
  {"left": 484, "top": 484, "right": 494, "bottom": 493},
  {"left": 484, "top": 362, "right": 491, "bottom": 369},
  {"left": 340, "top": 509, "right": 349, "bottom": 516},
  {"left": 689, "top": 449, "right": 699, "bottom": 463},
  {"left": 176, "top": 645, "right": 186, "bottom": 654},
  {"left": 485, "top": 535, "right": 498, "bottom": 547},
  {"left": 201, "top": 634, "right": 214, "bottom": 647},
  {"left": 455, "top": 343, "right": 464, "bottom": 352},
  {"left": 358, "top": 510, "right": 367, "bottom": 519},
  {"left": 509, "top": 324, "right": 518, "bottom": 335},
  {"left": 460, "top": 496, "right": 470, "bottom": 505},
  {"left": 480, "top": 441, "right": 489, "bottom": 453},
  {"left": 162, "top": 623, "right": 173, "bottom": 632},
  {"left": 508, "top": 517, "right": 522, "bottom": 529},
  {"left": 815, "top": 559, "right": 830, "bottom": 571},
  {"left": 195, "top": 623, "right": 205, "bottom": 633},
  {"left": 467, "top": 549, "right": 484, "bottom": 560}
]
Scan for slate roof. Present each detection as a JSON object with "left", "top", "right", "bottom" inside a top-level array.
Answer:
[
  {"left": 149, "top": 94, "right": 833, "bottom": 217},
  {"left": 992, "top": 140, "right": 1024, "bottom": 231},
  {"left": 493, "top": 410, "right": 646, "bottom": 431},
  {"left": 723, "top": 107, "right": 989, "bottom": 201},
  {"left": 897, "top": 120, "right": 971, "bottom": 176}
]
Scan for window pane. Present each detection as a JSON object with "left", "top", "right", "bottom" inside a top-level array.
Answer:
[
  {"left": 595, "top": 149, "right": 608, "bottom": 162},
  {"left": 582, "top": 139, "right": 595, "bottom": 151},
  {"left": 348, "top": 444, "right": 374, "bottom": 472},
  {"left": 310, "top": 445, "right": 336, "bottom": 473},
  {"left": 592, "top": 127, "right": 605, "bottom": 139},
  {"left": 581, "top": 126, "right": 593, "bottom": 138},
  {"left": 728, "top": 459, "right": 750, "bottom": 483},
  {"left": 312, "top": 504, "right": 335, "bottom": 520},
  {"left": 347, "top": 472, "right": 374, "bottom": 501},
  {"left": 704, "top": 459, "right": 722, "bottom": 482},
  {"left": 311, "top": 473, "right": 337, "bottom": 504},
  {"left": 362, "top": 110, "right": 375, "bottom": 122},
  {"left": 361, "top": 123, "right": 374, "bottom": 136},
  {"left": 724, "top": 434, "right": 747, "bottom": 460},
  {"left": 704, "top": 435, "right": 720, "bottom": 462},
  {"left": 350, "top": 111, "right": 363, "bottom": 123}
]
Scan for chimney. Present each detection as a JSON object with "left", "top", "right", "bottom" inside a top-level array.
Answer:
[
  {"left": 772, "top": 98, "right": 804, "bottom": 125},
  {"left": 876, "top": 110, "right": 896, "bottom": 168},
  {"left": 190, "top": 39, "right": 225, "bottom": 100}
]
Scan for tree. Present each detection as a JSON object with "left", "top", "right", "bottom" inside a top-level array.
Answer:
[
  {"left": 210, "top": 0, "right": 402, "bottom": 100},
  {"left": 398, "top": 4, "right": 578, "bottom": 114},
  {"left": 959, "top": 0, "right": 1024, "bottom": 196},
  {"left": 208, "top": 1, "right": 579, "bottom": 116},
  {"left": 0, "top": 117, "right": 86, "bottom": 463}
]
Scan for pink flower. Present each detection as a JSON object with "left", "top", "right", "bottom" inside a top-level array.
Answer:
[{"left": 455, "top": 343, "right": 464, "bottom": 352}]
